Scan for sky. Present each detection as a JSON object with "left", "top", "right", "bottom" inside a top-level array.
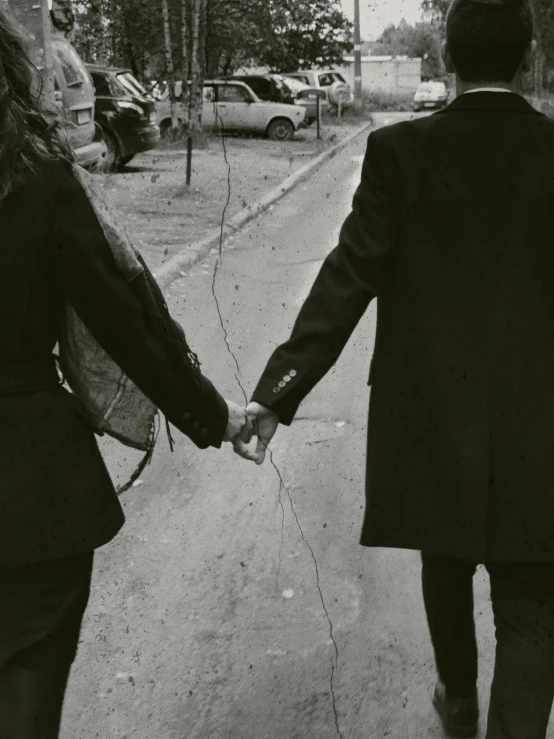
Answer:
[{"left": 340, "top": 0, "right": 426, "bottom": 41}]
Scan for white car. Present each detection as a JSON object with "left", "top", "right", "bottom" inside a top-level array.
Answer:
[
  {"left": 282, "top": 70, "right": 354, "bottom": 108},
  {"left": 413, "top": 81, "right": 450, "bottom": 111},
  {"left": 156, "top": 80, "right": 306, "bottom": 140}
]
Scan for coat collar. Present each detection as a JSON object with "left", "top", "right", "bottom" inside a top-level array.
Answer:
[{"left": 436, "top": 91, "right": 542, "bottom": 116}]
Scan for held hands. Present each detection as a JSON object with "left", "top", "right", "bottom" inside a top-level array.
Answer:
[
  {"left": 222, "top": 399, "right": 279, "bottom": 465},
  {"left": 223, "top": 400, "right": 254, "bottom": 444},
  {"left": 233, "top": 402, "right": 279, "bottom": 465}
]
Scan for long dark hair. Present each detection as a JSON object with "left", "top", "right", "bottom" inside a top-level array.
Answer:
[{"left": 0, "top": 6, "right": 74, "bottom": 202}]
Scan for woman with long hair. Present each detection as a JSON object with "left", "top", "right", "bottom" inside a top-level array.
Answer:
[{"left": 0, "top": 7, "right": 251, "bottom": 737}]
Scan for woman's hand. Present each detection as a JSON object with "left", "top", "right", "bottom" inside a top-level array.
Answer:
[
  {"left": 233, "top": 402, "right": 279, "bottom": 465},
  {"left": 223, "top": 400, "right": 254, "bottom": 444}
]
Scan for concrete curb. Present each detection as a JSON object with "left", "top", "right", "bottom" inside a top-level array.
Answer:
[{"left": 153, "top": 120, "right": 373, "bottom": 290}]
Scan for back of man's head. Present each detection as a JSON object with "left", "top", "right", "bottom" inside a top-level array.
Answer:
[{"left": 446, "top": 0, "right": 534, "bottom": 83}]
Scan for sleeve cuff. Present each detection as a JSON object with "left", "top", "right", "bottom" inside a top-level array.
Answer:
[{"left": 251, "top": 371, "right": 303, "bottom": 426}]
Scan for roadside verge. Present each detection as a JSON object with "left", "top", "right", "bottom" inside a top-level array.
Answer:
[{"left": 153, "top": 120, "right": 373, "bottom": 290}]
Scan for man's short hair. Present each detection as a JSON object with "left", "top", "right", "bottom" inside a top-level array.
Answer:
[{"left": 446, "top": 0, "right": 534, "bottom": 83}]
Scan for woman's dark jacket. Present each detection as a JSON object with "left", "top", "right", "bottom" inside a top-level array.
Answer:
[{"left": 0, "top": 157, "right": 228, "bottom": 568}]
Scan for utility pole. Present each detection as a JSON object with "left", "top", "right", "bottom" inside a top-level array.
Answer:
[
  {"left": 7, "top": 0, "right": 55, "bottom": 101},
  {"left": 353, "top": 0, "right": 362, "bottom": 100}
]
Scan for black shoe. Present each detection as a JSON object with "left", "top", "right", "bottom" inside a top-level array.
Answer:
[{"left": 432, "top": 680, "right": 479, "bottom": 738}]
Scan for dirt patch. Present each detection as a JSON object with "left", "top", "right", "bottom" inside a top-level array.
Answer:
[{"left": 94, "top": 120, "right": 370, "bottom": 273}]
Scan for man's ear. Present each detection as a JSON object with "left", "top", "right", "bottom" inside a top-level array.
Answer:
[
  {"left": 520, "top": 39, "right": 537, "bottom": 74},
  {"left": 441, "top": 40, "right": 455, "bottom": 74}
]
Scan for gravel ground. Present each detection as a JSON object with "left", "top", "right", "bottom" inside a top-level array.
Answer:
[{"left": 95, "top": 120, "right": 371, "bottom": 273}]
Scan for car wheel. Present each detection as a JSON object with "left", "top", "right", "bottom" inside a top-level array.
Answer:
[
  {"left": 160, "top": 119, "right": 172, "bottom": 137},
  {"left": 120, "top": 154, "right": 135, "bottom": 166},
  {"left": 101, "top": 129, "right": 120, "bottom": 172},
  {"left": 160, "top": 118, "right": 183, "bottom": 137},
  {"left": 267, "top": 118, "right": 295, "bottom": 141}
]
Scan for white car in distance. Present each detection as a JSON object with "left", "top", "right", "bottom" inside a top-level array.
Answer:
[
  {"left": 282, "top": 70, "right": 354, "bottom": 108},
  {"left": 156, "top": 80, "right": 306, "bottom": 140},
  {"left": 413, "top": 81, "right": 450, "bottom": 111}
]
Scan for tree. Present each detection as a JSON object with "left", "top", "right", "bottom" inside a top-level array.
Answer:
[
  {"left": 161, "top": 0, "right": 179, "bottom": 131},
  {"left": 72, "top": 0, "right": 352, "bottom": 80},
  {"left": 421, "top": 0, "right": 554, "bottom": 93},
  {"left": 188, "top": 0, "right": 204, "bottom": 134},
  {"left": 260, "top": 0, "right": 353, "bottom": 72},
  {"left": 373, "top": 19, "right": 445, "bottom": 79},
  {"left": 421, "top": 0, "right": 448, "bottom": 25}
]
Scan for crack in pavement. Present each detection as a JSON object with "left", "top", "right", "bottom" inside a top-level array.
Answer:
[
  {"left": 267, "top": 450, "right": 344, "bottom": 739},
  {"left": 208, "top": 123, "right": 344, "bottom": 739},
  {"left": 203, "top": 25, "right": 342, "bottom": 733}
]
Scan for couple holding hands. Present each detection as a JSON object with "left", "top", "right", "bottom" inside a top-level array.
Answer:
[{"left": 3, "top": 0, "right": 554, "bottom": 737}]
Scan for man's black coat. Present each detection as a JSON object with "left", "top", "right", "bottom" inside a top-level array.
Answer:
[
  {"left": 252, "top": 92, "right": 554, "bottom": 563},
  {"left": 0, "top": 159, "right": 228, "bottom": 568}
]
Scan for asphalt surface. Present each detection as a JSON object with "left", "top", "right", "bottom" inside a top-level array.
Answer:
[{"left": 60, "top": 113, "right": 553, "bottom": 739}]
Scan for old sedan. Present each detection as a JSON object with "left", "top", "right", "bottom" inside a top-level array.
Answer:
[{"left": 156, "top": 80, "right": 306, "bottom": 140}]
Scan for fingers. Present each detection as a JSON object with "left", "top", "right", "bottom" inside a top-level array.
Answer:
[
  {"left": 232, "top": 438, "right": 260, "bottom": 462},
  {"left": 239, "top": 412, "right": 254, "bottom": 443},
  {"left": 232, "top": 433, "right": 270, "bottom": 465},
  {"left": 254, "top": 435, "right": 268, "bottom": 465}
]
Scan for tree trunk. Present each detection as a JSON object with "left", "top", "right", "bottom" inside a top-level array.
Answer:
[
  {"left": 88, "top": 0, "right": 107, "bottom": 64},
  {"left": 188, "top": 0, "right": 205, "bottom": 137},
  {"left": 180, "top": 0, "right": 190, "bottom": 112},
  {"left": 161, "top": 0, "right": 179, "bottom": 131}
]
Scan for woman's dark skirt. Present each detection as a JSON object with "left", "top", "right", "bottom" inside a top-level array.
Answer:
[{"left": 0, "top": 551, "right": 94, "bottom": 673}]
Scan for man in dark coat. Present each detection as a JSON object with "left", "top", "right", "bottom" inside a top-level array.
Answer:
[{"left": 237, "top": 0, "right": 554, "bottom": 736}]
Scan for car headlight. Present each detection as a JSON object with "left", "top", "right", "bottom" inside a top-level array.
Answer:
[{"left": 116, "top": 101, "right": 144, "bottom": 115}]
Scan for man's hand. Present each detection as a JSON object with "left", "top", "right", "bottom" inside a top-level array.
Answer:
[
  {"left": 233, "top": 402, "right": 279, "bottom": 465},
  {"left": 223, "top": 400, "right": 254, "bottom": 444}
]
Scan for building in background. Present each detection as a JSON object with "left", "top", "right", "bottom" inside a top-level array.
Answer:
[{"left": 339, "top": 55, "right": 422, "bottom": 98}]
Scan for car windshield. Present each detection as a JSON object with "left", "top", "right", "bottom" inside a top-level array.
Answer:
[
  {"left": 280, "top": 76, "right": 311, "bottom": 94},
  {"left": 284, "top": 74, "right": 309, "bottom": 86},
  {"left": 117, "top": 72, "right": 149, "bottom": 98},
  {"left": 54, "top": 40, "right": 88, "bottom": 88},
  {"left": 91, "top": 71, "right": 127, "bottom": 97}
]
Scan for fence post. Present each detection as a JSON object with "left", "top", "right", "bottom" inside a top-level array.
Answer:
[
  {"left": 316, "top": 96, "right": 321, "bottom": 140},
  {"left": 186, "top": 135, "right": 193, "bottom": 186}
]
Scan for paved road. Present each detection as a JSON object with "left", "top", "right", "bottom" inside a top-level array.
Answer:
[{"left": 61, "top": 113, "right": 550, "bottom": 739}]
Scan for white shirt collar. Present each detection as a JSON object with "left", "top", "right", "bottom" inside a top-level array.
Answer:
[{"left": 463, "top": 87, "right": 512, "bottom": 94}]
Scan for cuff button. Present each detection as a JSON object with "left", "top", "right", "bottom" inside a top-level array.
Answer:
[
  {"left": 284, "top": 375, "right": 291, "bottom": 382},
  {"left": 200, "top": 428, "right": 209, "bottom": 437},
  {"left": 278, "top": 380, "right": 286, "bottom": 388},
  {"left": 182, "top": 412, "right": 192, "bottom": 421},
  {"left": 289, "top": 370, "right": 297, "bottom": 377},
  {"left": 273, "top": 387, "right": 281, "bottom": 394},
  {"left": 192, "top": 420, "right": 200, "bottom": 430}
]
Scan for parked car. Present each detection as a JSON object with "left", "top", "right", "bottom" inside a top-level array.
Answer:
[
  {"left": 282, "top": 70, "right": 354, "bottom": 108},
  {"left": 413, "top": 81, "right": 450, "bottom": 111},
  {"left": 50, "top": 33, "right": 107, "bottom": 170},
  {"left": 87, "top": 65, "right": 160, "bottom": 171},
  {"left": 226, "top": 73, "right": 328, "bottom": 125},
  {"left": 156, "top": 80, "right": 306, "bottom": 140}
]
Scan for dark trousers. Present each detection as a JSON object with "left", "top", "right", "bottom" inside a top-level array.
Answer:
[{"left": 421, "top": 551, "right": 554, "bottom": 739}]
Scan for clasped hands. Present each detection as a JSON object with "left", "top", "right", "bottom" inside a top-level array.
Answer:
[{"left": 224, "top": 400, "right": 279, "bottom": 465}]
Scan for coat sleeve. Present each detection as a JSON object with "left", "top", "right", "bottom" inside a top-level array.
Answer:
[
  {"left": 251, "top": 128, "right": 399, "bottom": 424},
  {"left": 48, "top": 160, "right": 229, "bottom": 449}
]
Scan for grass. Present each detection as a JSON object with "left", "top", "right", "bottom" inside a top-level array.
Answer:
[{"left": 364, "top": 92, "right": 415, "bottom": 112}]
